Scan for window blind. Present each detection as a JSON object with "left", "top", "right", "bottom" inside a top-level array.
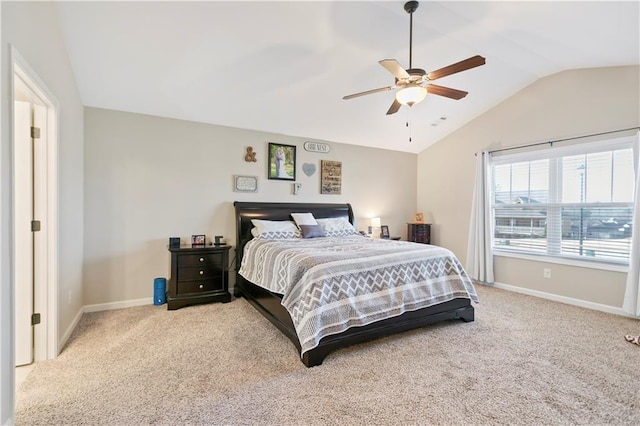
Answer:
[{"left": 491, "top": 132, "right": 637, "bottom": 265}]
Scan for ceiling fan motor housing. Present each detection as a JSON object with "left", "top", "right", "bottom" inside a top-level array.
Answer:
[
  {"left": 395, "top": 68, "right": 427, "bottom": 87},
  {"left": 406, "top": 68, "right": 426, "bottom": 78}
]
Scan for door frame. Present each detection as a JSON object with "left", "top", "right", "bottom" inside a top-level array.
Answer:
[{"left": 11, "top": 46, "right": 59, "bottom": 361}]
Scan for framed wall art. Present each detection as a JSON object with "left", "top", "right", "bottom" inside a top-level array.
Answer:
[
  {"left": 268, "top": 143, "right": 296, "bottom": 181},
  {"left": 234, "top": 175, "right": 258, "bottom": 193},
  {"left": 381, "top": 225, "right": 390, "bottom": 239},
  {"left": 320, "top": 160, "right": 342, "bottom": 194}
]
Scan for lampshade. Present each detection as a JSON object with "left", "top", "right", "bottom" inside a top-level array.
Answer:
[
  {"left": 371, "top": 217, "right": 381, "bottom": 228},
  {"left": 395, "top": 85, "right": 427, "bottom": 106}
]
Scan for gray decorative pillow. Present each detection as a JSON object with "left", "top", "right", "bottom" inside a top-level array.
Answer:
[{"left": 299, "top": 224, "right": 326, "bottom": 239}]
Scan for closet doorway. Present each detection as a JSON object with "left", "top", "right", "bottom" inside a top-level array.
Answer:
[{"left": 12, "top": 47, "right": 59, "bottom": 367}]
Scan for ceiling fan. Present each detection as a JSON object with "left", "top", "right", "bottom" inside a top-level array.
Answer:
[{"left": 343, "top": 1, "right": 486, "bottom": 115}]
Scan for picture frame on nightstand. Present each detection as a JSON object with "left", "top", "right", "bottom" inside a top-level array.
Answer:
[{"left": 191, "top": 234, "right": 205, "bottom": 247}]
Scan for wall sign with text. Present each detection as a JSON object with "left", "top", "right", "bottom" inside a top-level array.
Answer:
[
  {"left": 304, "top": 141, "right": 330, "bottom": 153},
  {"left": 321, "top": 160, "right": 342, "bottom": 195}
]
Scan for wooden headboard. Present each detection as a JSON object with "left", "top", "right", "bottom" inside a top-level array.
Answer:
[{"left": 233, "top": 201, "right": 354, "bottom": 270}]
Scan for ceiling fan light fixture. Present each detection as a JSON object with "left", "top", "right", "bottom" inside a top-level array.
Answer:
[
  {"left": 342, "top": 0, "right": 485, "bottom": 116},
  {"left": 395, "top": 85, "right": 427, "bottom": 106}
]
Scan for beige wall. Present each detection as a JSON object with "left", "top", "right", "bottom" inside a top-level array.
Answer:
[
  {"left": 83, "top": 107, "right": 417, "bottom": 305},
  {"left": 1, "top": 1, "right": 85, "bottom": 421},
  {"left": 417, "top": 65, "right": 640, "bottom": 308}
]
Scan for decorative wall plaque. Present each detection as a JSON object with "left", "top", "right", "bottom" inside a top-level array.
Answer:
[
  {"left": 244, "top": 146, "right": 257, "bottom": 162},
  {"left": 320, "top": 160, "right": 342, "bottom": 195},
  {"left": 304, "top": 141, "right": 330, "bottom": 153},
  {"left": 302, "top": 163, "right": 316, "bottom": 177},
  {"left": 234, "top": 175, "right": 258, "bottom": 192}
]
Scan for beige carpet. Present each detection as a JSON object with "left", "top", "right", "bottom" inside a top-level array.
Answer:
[{"left": 16, "top": 284, "right": 640, "bottom": 425}]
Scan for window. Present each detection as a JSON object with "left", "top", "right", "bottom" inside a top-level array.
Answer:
[{"left": 491, "top": 134, "right": 637, "bottom": 265}]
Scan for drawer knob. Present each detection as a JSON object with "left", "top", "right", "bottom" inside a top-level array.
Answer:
[
  {"left": 199, "top": 284, "right": 204, "bottom": 289},
  {"left": 199, "top": 257, "right": 204, "bottom": 262},
  {"left": 199, "top": 270, "right": 204, "bottom": 275}
]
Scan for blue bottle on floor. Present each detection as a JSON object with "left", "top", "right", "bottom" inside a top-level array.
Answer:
[{"left": 153, "top": 278, "right": 166, "bottom": 305}]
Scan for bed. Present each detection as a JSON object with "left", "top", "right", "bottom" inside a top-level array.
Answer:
[{"left": 234, "top": 201, "right": 478, "bottom": 367}]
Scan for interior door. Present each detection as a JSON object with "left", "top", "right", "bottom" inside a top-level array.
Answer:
[{"left": 14, "top": 100, "right": 34, "bottom": 366}]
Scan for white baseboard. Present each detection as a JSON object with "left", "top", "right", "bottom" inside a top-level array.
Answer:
[
  {"left": 58, "top": 306, "right": 83, "bottom": 353},
  {"left": 83, "top": 297, "right": 153, "bottom": 313},
  {"left": 58, "top": 298, "right": 154, "bottom": 352},
  {"left": 491, "top": 281, "right": 637, "bottom": 318}
]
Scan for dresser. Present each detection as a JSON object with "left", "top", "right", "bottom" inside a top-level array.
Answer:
[
  {"left": 167, "top": 245, "right": 231, "bottom": 310},
  {"left": 407, "top": 223, "right": 431, "bottom": 244}
]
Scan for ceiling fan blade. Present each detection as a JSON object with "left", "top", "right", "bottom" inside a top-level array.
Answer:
[
  {"left": 427, "top": 55, "right": 486, "bottom": 81},
  {"left": 427, "top": 84, "right": 468, "bottom": 100},
  {"left": 379, "top": 59, "right": 410, "bottom": 79},
  {"left": 343, "top": 85, "right": 395, "bottom": 100},
  {"left": 386, "top": 99, "right": 402, "bottom": 115}
]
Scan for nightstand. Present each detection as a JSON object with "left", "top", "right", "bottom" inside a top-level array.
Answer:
[
  {"left": 167, "top": 245, "right": 231, "bottom": 310},
  {"left": 407, "top": 223, "right": 431, "bottom": 244}
]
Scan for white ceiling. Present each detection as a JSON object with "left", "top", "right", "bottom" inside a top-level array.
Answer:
[{"left": 54, "top": 1, "right": 639, "bottom": 154}]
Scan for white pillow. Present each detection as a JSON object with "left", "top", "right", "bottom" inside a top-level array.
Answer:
[
  {"left": 250, "top": 219, "right": 301, "bottom": 239},
  {"left": 290, "top": 212, "right": 318, "bottom": 227},
  {"left": 316, "top": 217, "right": 360, "bottom": 237}
]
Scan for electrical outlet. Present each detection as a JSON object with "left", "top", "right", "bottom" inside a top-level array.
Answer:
[{"left": 543, "top": 268, "right": 551, "bottom": 279}]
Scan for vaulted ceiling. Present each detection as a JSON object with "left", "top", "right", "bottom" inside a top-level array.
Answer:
[{"left": 54, "top": 1, "right": 639, "bottom": 154}]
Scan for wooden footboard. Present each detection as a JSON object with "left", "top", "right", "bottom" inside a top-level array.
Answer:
[{"left": 236, "top": 274, "right": 474, "bottom": 367}]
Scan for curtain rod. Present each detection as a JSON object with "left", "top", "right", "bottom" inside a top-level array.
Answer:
[{"left": 482, "top": 127, "right": 639, "bottom": 156}]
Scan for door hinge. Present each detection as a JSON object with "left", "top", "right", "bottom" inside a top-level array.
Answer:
[
  {"left": 31, "top": 126, "right": 41, "bottom": 139},
  {"left": 31, "top": 313, "right": 41, "bottom": 325},
  {"left": 31, "top": 220, "right": 41, "bottom": 232}
]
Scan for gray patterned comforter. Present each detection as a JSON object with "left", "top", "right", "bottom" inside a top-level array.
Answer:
[{"left": 238, "top": 236, "right": 479, "bottom": 355}]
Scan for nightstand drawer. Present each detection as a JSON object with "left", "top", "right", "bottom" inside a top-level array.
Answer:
[
  {"left": 178, "top": 253, "right": 224, "bottom": 268},
  {"left": 178, "top": 266, "right": 222, "bottom": 281},
  {"left": 177, "top": 279, "right": 222, "bottom": 294}
]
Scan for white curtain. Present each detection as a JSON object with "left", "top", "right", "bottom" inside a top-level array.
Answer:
[
  {"left": 623, "top": 133, "right": 640, "bottom": 316},
  {"left": 466, "top": 151, "right": 494, "bottom": 283}
]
